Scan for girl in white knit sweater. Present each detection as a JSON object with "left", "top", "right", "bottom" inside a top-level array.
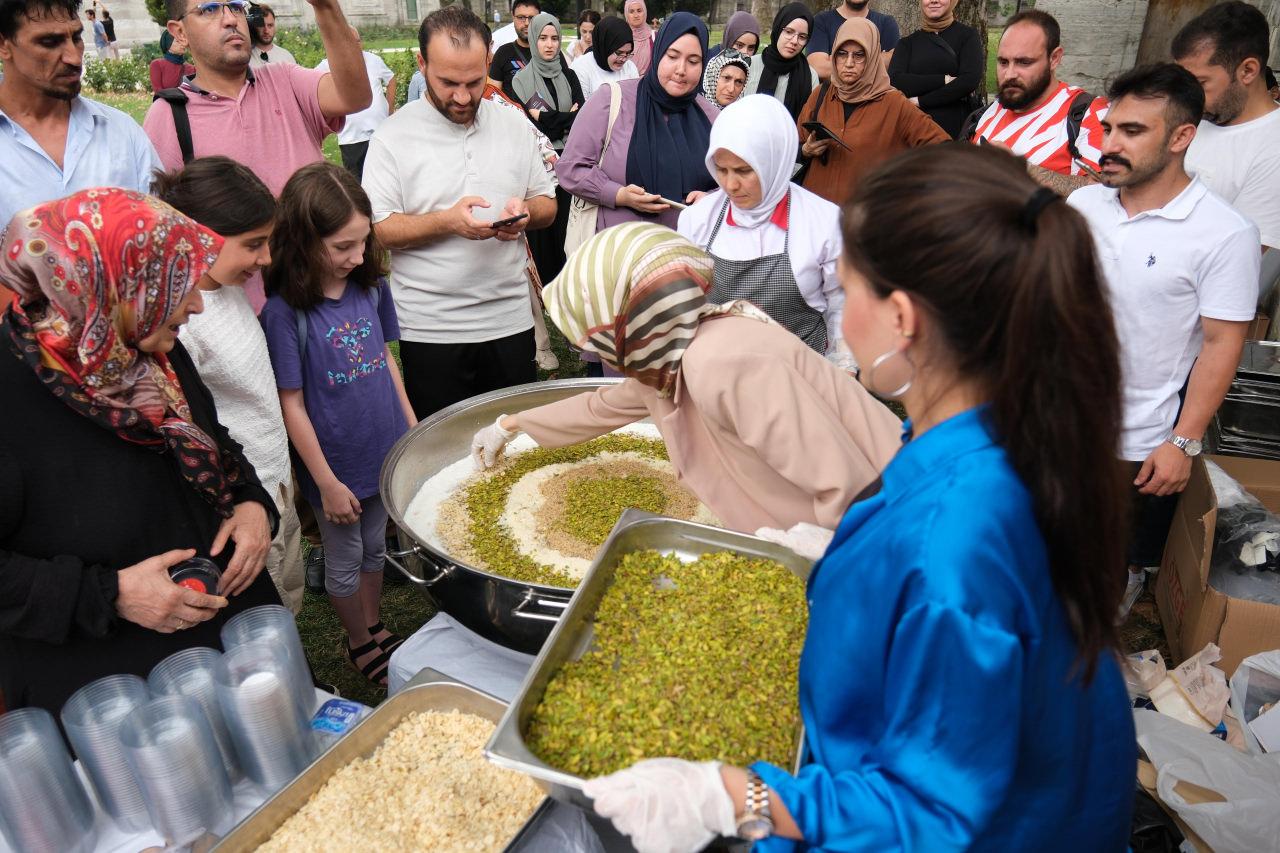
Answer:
[{"left": 154, "top": 157, "right": 306, "bottom": 615}]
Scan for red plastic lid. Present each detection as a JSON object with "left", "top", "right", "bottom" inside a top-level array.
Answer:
[{"left": 177, "top": 578, "right": 208, "bottom": 593}]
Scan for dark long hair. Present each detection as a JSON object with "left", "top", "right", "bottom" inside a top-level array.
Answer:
[
  {"left": 151, "top": 156, "right": 276, "bottom": 237},
  {"left": 265, "top": 161, "right": 387, "bottom": 310},
  {"left": 843, "top": 144, "right": 1126, "bottom": 676}
]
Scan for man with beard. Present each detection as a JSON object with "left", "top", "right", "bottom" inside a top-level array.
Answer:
[
  {"left": 248, "top": 3, "right": 295, "bottom": 68},
  {"left": 969, "top": 10, "right": 1107, "bottom": 195},
  {"left": 1174, "top": 1, "right": 1279, "bottom": 253},
  {"left": 142, "top": 0, "right": 368, "bottom": 310},
  {"left": 0, "top": 0, "right": 159, "bottom": 224},
  {"left": 806, "top": 0, "right": 899, "bottom": 82},
  {"left": 363, "top": 5, "right": 556, "bottom": 419},
  {"left": 1068, "top": 63, "right": 1259, "bottom": 619},
  {"left": 489, "top": 0, "right": 540, "bottom": 86}
]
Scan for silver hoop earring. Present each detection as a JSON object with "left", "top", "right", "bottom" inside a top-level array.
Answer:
[{"left": 867, "top": 348, "right": 915, "bottom": 399}]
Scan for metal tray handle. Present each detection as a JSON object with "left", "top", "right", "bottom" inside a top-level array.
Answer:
[
  {"left": 385, "top": 544, "right": 451, "bottom": 586},
  {"left": 512, "top": 591, "right": 571, "bottom": 623}
]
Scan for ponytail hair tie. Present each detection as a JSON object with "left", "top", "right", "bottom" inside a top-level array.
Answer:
[{"left": 1020, "top": 187, "right": 1060, "bottom": 233}]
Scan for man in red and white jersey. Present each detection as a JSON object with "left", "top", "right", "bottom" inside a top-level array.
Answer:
[{"left": 969, "top": 9, "right": 1106, "bottom": 195}]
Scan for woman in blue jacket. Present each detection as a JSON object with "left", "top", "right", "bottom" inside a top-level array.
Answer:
[{"left": 583, "top": 144, "right": 1137, "bottom": 851}]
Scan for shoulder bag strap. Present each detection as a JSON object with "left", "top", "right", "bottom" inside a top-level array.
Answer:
[
  {"left": 1064, "top": 90, "right": 1095, "bottom": 161},
  {"left": 153, "top": 87, "right": 194, "bottom": 165},
  {"left": 601, "top": 80, "right": 622, "bottom": 157},
  {"left": 294, "top": 307, "right": 308, "bottom": 364}
]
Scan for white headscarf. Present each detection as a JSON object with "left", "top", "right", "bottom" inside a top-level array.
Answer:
[{"left": 703, "top": 94, "right": 796, "bottom": 228}]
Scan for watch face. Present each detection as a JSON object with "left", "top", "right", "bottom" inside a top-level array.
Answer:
[
  {"left": 736, "top": 817, "right": 773, "bottom": 841},
  {"left": 1186, "top": 439, "right": 1203, "bottom": 456}
]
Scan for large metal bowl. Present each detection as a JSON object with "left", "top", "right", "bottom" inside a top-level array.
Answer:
[{"left": 380, "top": 378, "right": 628, "bottom": 654}]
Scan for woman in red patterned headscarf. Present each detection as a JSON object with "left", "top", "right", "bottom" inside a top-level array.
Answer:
[{"left": 0, "top": 188, "right": 283, "bottom": 717}]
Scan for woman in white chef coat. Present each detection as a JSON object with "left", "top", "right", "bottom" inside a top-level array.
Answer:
[{"left": 677, "top": 94, "right": 852, "bottom": 369}]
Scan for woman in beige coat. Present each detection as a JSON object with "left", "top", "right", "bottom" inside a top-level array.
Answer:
[{"left": 470, "top": 223, "right": 900, "bottom": 534}]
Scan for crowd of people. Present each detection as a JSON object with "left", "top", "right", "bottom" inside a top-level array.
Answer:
[{"left": 0, "top": 0, "right": 1278, "bottom": 848}]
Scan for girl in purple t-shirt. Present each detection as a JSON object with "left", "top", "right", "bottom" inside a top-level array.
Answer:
[{"left": 261, "top": 162, "right": 417, "bottom": 687}]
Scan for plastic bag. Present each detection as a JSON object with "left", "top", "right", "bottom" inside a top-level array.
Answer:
[
  {"left": 510, "top": 803, "right": 607, "bottom": 853},
  {"left": 1150, "top": 644, "right": 1231, "bottom": 731},
  {"left": 1231, "top": 651, "right": 1280, "bottom": 755},
  {"left": 1134, "top": 709, "right": 1280, "bottom": 852},
  {"left": 1127, "top": 650, "right": 1169, "bottom": 699},
  {"left": 1207, "top": 461, "right": 1280, "bottom": 603}
]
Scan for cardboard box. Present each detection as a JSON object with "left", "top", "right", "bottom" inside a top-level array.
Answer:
[{"left": 1155, "top": 454, "right": 1280, "bottom": 676}]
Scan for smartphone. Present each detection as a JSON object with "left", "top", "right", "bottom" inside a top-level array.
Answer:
[
  {"left": 801, "top": 121, "right": 852, "bottom": 152},
  {"left": 656, "top": 196, "right": 688, "bottom": 210},
  {"left": 490, "top": 212, "right": 529, "bottom": 229},
  {"left": 1074, "top": 158, "right": 1104, "bottom": 182}
]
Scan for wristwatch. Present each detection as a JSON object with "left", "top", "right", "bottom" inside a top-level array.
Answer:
[
  {"left": 735, "top": 769, "right": 774, "bottom": 841},
  {"left": 1169, "top": 434, "right": 1203, "bottom": 457}
]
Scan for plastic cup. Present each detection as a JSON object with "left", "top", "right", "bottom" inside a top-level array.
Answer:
[
  {"left": 220, "top": 605, "right": 315, "bottom": 718},
  {"left": 119, "top": 695, "right": 234, "bottom": 848},
  {"left": 214, "top": 641, "right": 316, "bottom": 796},
  {"left": 148, "top": 647, "right": 242, "bottom": 781},
  {"left": 0, "top": 708, "right": 97, "bottom": 853},
  {"left": 59, "top": 674, "right": 151, "bottom": 833}
]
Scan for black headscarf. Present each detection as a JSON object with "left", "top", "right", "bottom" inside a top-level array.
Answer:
[
  {"left": 758, "top": 2, "right": 814, "bottom": 119},
  {"left": 624, "top": 12, "right": 715, "bottom": 203},
  {"left": 592, "top": 16, "right": 634, "bottom": 72}
]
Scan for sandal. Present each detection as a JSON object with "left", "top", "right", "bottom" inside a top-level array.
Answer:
[
  {"left": 345, "top": 637, "right": 389, "bottom": 687},
  {"left": 368, "top": 621, "right": 406, "bottom": 656}
]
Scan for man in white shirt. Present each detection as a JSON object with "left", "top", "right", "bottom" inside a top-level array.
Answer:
[
  {"left": 1068, "top": 63, "right": 1259, "bottom": 617},
  {"left": 363, "top": 6, "right": 556, "bottom": 419},
  {"left": 0, "top": 0, "right": 160, "bottom": 226},
  {"left": 1173, "top": 1, "right": 1280, "bottom": 252},
  {"left": 317, "top": 27, "right": 395, "bottom": 182},
  {"left": 492, "top": 2, "right": 516, "bottom": 50},
  {"left": 248, "top": 2, "right": 295, "bottom": 67}
]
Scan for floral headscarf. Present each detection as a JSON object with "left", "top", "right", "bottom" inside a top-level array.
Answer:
[
  {"left": 544, "top": 223, "right": 770, "bottom": 397},
  {"left": 1, "top": 188, "right": 244, "bottom": 517}
]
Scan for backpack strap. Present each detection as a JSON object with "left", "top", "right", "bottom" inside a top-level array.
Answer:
[
  {"left": 960, "top": 103, "right": 987, "bottom": 142},
  {"left": 294, "top": 306, "right": 308, "bottom": 364},
  {"left": 1064, "top": 89, "right": 1095, "bottom": 162},
  {"left": 293, "top": 282, "right": 382, "bottom": 365},
  {"left": 809, "top": 80, "right": 830, "bottom": 124},
  {"left": 152, "top": 87, "right": 194, "bottom": 165}
]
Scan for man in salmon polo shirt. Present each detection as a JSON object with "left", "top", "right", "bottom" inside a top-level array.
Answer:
[{"left": 143, "top": 0, "right": 370, "bottom": 310}]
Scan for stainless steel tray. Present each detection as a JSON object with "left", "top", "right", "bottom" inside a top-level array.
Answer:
[
  {"left": 485, "top": 510, "right": 812, "bottom": 808},
  {"left": 215, "top": 674, "right": 549, "bottom": 851}
]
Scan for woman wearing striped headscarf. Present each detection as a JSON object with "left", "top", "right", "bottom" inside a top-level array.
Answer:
[{"left": 470, "top": 223, "right": 900, "bottom": 534}]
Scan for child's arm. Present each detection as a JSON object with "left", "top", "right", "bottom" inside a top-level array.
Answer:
[
  {"left": 385, "top": 344, "right": 418, "bottom": 429},
  {"left": 278, "top": 389, "right": 362, "bottom": 525}
]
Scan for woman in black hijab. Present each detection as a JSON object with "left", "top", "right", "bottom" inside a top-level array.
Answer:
[
  {"left": 746, "top": 2, "right": 820, "bottom": 119},
  {"left": 570, "top": 15, "right": 641, "bottom": 101}
]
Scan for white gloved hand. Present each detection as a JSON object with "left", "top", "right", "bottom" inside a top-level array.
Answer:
[
  {"left": 582, "top": 758, "right": 737, "bottom": 853},
  {"left": 755, "top": 522, "right": 835, "bottom": 561},
  {"left": 470, "top": 415, "right": 517, "bottom": 470}
]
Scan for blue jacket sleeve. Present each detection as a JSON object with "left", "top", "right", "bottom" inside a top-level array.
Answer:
[{"left": 752, "top": 601, "right": 1024, "bottom": 852}]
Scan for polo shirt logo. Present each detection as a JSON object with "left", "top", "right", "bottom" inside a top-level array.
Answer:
[{"left": 1146, "top": 254, "right": 1157, "bottom": 268}]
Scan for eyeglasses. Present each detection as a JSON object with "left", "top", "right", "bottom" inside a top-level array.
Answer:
[
  {"left": 611, "top": 48, "right": 633, "bottom": 60},
  {"left": 513, "top": 13, "right": 535, "bottom": 23},
  {"left": 780, "top": 26, "right": 809, "bottom": 44},
  {"left": 833, "top": 47, "right": 867, "bottom": 65},
  {"left": 184, "top": 0, "right": 249, "bottom": 18}
]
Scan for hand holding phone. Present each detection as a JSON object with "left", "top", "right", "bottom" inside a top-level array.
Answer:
[{"left": 490, "top": 212, "right": 529, "bottom": 229}]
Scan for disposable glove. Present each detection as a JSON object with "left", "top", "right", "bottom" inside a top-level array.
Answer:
[
  {"left": 755, "top": 522, "right": 835, "bottom": 561},
  {"left": 470, "top": 415, "right": 517, "bottom": 470},
  {"left": 582, "top": 758, "right": 737, "bottom": 853}
]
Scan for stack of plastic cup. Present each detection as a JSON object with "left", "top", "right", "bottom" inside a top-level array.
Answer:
[
  {"left": 214, "top": 641, "right": 316, "bottom": 796},
  {"left": 0, "top": 708, "right": 97, "bottom": 853},
  {"left": 220, "top": 605, "right": 315, "bottom": 718},
  {"left": 60, "top": 673, "right": 152, "bottom": 833},
  {"left": 148, "top": 647, "right": 242, "bottom": 782},
  {"left": 119, "top": 695, "right": 235, "bottom": 848}
]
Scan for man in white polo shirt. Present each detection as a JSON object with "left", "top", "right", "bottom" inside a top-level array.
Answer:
[
  {"left": 363, "top": 5, "right": 555, "bottom": 419},
  {"left": 1068, "top": 63, "right": 1259, "bottom": 618}
]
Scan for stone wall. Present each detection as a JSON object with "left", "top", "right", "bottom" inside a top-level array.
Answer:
[{"left": 1037, "top": 0, "right": 1278, "bottom": 94}]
